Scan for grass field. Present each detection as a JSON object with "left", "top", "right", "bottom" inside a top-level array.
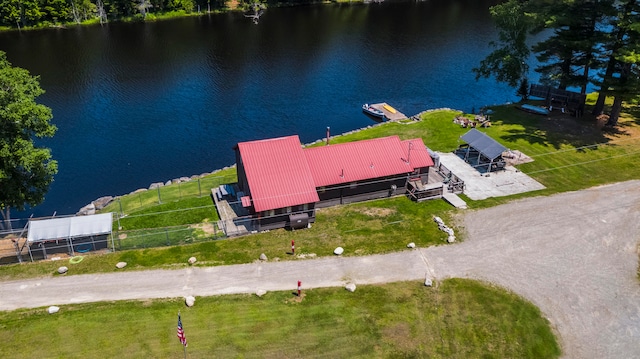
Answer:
[
  {"left": 0, "top": 196, "right": 455, "bottom": 280},
  {"left": 0, "top": 279, "right": 560, "bottom": 358}
]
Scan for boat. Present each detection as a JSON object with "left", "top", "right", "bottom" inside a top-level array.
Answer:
[
  {"left": 362, "top": 104, "right": 386, "bottom": 120},
  {"left": 519, "top": 103, "right": 550, "bottom": 116}
]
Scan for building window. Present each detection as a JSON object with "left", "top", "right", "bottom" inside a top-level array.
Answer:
[
  {"left": 267, "top": 210, "right": 275, "bottom": 217},
  {"left": 350, "top": 182, "right": 357, "bottom": 189},
  {"left": 302, "top": 203, "right": 308, "bottom": 211},
  {"left": 318, "top": 186, "right": 325, "bottom": 193},
  {"left": 286, "top": 206, "right": 292, "bottom": 213}
]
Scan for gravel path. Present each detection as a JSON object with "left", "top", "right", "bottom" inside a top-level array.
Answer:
[
  {"left": 424, "top": 180, "right": 640, "bottom": 359},
  {"left": 1, "top": 181, "right": 639, "bottom": 358}
]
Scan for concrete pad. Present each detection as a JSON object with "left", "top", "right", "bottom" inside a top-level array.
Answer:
[{"left": 437, "top": 152, "right": 545, "bottom": 200}]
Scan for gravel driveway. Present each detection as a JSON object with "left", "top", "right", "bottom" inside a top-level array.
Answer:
[
  {"left": 424, "top": 180, "right": 640, "bottom": 359},
  {"left": 1, "top": 181, "right": 639, "bottom": 358}
]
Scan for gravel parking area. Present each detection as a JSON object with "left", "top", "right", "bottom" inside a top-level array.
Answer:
[{"left": 423, "top": 180, "right": 640, "bottom": 359}]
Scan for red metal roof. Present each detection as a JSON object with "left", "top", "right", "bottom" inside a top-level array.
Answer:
[
  {"left": 237, "top": 135, "right": 319, "bottom": 212},
  {"left": 304, "top": 136, "right": 430, "bottom": 187},
  {"left": 401, "top": 138, "right": 435, "bottom": 170}
]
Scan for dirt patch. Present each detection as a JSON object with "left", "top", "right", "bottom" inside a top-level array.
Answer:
[
  {"left": 382, "top": 323, "right": 413, "bottom": 351},
  {"left": 285, "top": 292, "right": 306, "bottom": 303},
  {"left": 0, "top": 239, "right": 18, "bottom": 256},
  {"left": 360, "top": 208, "right": 396, "bottom": 217},
  {"left": 502, "top": 150, "right": 533, "bottom": 166},
  {"left": 189, "top": 222, "right": 216, "bottom": 235}
]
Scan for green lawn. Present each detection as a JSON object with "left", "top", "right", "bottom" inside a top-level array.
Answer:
[
  {"left": 0, "top": 196, "right": 455, "bottom": 280},
  {"left": 0, "top": 279, "right": 560, "bottom": 358}
]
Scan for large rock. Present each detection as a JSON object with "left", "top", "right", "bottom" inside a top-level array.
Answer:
[
  {"left": 407, "top": 242, "right": 416, "bottom": 248},
  {"left": 188, "top": 257, "right": 197, "bottom": 265},
  {"left": 179, "top": 177, "right": 190, "bottom": 182},
  {"left": 255, "top": 289, "right": 267, "bottom": 297},
  {"left": 185, "top": 296, "right": 195, "bottom": 307},
  {"left": 345, "top": 283, "right": 357, "bottom": 292},
  {"left": 259, "top": 253, "right": 268, "bottom": 261},
  {"left": 334, "top": 247, "right": 344, "bottom": 255},
  {"left": 57, "top": 266, "right": 68, "bottom": 274},
  {"left": 424, "top": 277, "right": 433, "bottom": 287},
  {"left": 132, "top": 188, "right": 147, "bottom": 194},
  {"left": 447, "top": 235, "right": 456, "bottom": 243},
  {"left": 76, "top": 203, "right": 96, "bottom": 216},
  {"left": 149, "top": 182, "right": 164, "bottom": 190},
  {"left": 116, "top": 262, "right": 127, "bottom": 269},
  {"left": 48, "top": 306, "right": 60, "bottom": 314},
  {"left": 165, "top": 180, "right": 172, "bottom": 186},
  {"left": 92, "top": 196, "right": 114, "bottom": 210}
]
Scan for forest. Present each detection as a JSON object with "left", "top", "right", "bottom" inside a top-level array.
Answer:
[{"left": 0, "top": 0, "right": 251, "bottom": 27}]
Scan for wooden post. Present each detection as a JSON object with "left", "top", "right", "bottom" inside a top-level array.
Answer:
[{"left": 297, "top": 280, "right": 301, "bottom": 296}]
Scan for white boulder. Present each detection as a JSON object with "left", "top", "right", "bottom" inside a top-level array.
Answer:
[
  {"left": 116, "top": 262, "right": 127, "bottom": 269},
  {"left": 188, "top": 257, "right": 197, "bottom": 264},
  {"left": 424, "top": 278, "right": 433, "bottom": 287},
  {"left": 255, "top": 289, "right": 267, "bottom": 297},
  {"left": 334, "top": 247, "right": 344, "bottom": 255},
  {"left": 447, "top": 235, "right": 456, "bottom": 243},
  {"left": 259, "top": 253, "right": 268, "bottom": 261},
  {"left": 345, "top": 283, "right": 357, "bottom": 292},
  {"left": 57, "top": 266, "right": 68, "bottom": 274},
  {"left": 48, "top": 306, "right": 60, "bottom": 314},
  {"left": 407, "top": 242, "right": 416, "bottom": 248},
  {"left": 185, "top": 296, "right": 196, "bottom": 307}
]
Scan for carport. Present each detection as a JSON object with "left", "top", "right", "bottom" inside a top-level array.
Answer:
[
  {"left": 458, "top": 129, "right": 507, "bottom": 173},
  {"left": 27, "top": 213, "right": 114, "bottom": 260}
]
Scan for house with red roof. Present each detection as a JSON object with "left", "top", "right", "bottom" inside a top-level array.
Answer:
[{"left": 226, "top": 134, "right": 435, "bottom": 232}]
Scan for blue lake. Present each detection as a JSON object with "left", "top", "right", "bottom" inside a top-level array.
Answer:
[{"left": 0, "top": 0, "right": 527, "bottom": 217}]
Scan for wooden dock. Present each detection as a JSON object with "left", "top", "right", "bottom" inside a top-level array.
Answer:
[{"left": 371, "top": 103, "right": 407, "bottom": 121}]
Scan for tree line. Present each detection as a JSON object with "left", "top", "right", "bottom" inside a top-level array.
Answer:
[
  {"left": 0, "top": 0, "right": 238, "bottom": 28},
  {"left": 474, "top": 0, "right": 640, "bottom": 126}
]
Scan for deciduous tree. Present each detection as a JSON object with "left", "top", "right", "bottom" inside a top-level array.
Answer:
[
  {"left": 0, "top": 51, "right": 57, "bottom": 230},
  {"left": 473, "top": 0, "right": 534, "bottom": 88}
]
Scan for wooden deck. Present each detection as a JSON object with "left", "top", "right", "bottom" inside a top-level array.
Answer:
[
  {"left": 211, "top": 185, "right": 253, "bottom": 237},
  {"left": 370, "top": 103, "right": 407, "bottom": 121}
]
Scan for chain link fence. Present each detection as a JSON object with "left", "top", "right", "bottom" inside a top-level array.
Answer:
[{"left": 109, "top": 174, "right": 237, "bottom": 216}]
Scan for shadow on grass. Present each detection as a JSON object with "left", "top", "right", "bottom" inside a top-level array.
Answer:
[{"left": 490, "top": 103, "right": 624, "bottom": 150}]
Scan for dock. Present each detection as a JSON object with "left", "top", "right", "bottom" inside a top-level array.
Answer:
[{"left": 370, "top": 103, "right": 407, "bottom": 121}]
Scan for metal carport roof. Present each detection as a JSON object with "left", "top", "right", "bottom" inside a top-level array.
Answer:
[
  {"left": 27, "top": 213, "right": 113, "bottom": 243},
  {"left": 460, "top": 129, "right": 507, "bottom": 160}
]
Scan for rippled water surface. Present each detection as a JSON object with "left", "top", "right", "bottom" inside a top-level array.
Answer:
[{"left": 0, "top": 0, "right": 520, "bottom": 216}]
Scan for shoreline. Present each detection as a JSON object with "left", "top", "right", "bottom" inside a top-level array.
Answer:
[
  {"left": 0, "top": 0, "right": 363, "bottom": 33},
  {"left": 79, "top": 107, "right": 459, "bottom": 214}
]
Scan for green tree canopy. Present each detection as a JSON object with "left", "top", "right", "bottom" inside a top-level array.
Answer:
[
  {"left": 472, "top": 0, "right": 534, "bottom": 88},
  {"left": 0, "top": 51, "right": 57, "bottom": 229},
  {"left": 477, "top": 0, "right": 640, "bottom": 126}
]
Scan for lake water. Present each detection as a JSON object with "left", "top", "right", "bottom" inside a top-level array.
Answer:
[{"left": 0, "top": 0, "right": 521, "bottom": 217}]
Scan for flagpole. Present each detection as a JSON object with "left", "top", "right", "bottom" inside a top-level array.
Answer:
[{"left": 178, "top": 311, "right": 187, "bottom": 359}]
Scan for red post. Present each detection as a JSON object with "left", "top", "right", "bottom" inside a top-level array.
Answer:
[
  {"left": 291, "top": 240, "right": 295, "bottom": 255},
  {"left": 297, "top": 280, "right": 301, "bottom": 296}
]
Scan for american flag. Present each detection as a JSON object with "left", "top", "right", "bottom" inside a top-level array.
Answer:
[{"left": 177, "top": 314, "right": 187, "bottom": 347}]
